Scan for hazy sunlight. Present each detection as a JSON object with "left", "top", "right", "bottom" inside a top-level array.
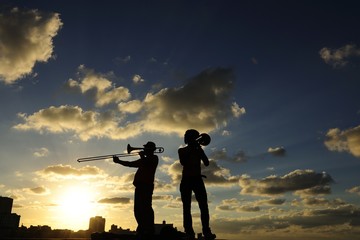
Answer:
[{"left": 56, "top": 186, "right": 96, "bottom": 230}]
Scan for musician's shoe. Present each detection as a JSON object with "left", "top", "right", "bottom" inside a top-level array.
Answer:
[
  {"left": 203, "top": 232, "right": 216, "bottom": 240},
  {"left": 184, "top": 232, "right": 196, "bottom": 240}
]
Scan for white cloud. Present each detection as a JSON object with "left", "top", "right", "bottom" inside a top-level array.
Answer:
[
  {"left": 324, "top": 125, "right": 360, "bottom": 157},
  {"left": 66, "top": 65, "right": 131, "bottom": 107},
  {"left": 33, "top": 147, "right": 49, "bottom": 157},
  {"left": 221, "top": 130, "right": 231, "bottom": 136},
  {"left": 118, "top": 100, "right": 143, "bottom": 114},
  {"left": 231, "top": 102, "right": 246, "bottom": 118},
  {"left": 132, "top": 74, "right": 144, "bottom": 84},
  {"left": 0, "top": 7, "right": 62, "bottom": 84},
  {"left": 319, "top": 44, "right": 360, "bottom": 68}
]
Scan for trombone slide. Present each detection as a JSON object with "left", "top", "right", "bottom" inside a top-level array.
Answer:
[
  {"left": 77, "top": 152, "right": 139, "bottom": 162},
  {"left": 77, "top": 144, "right": 164, "bottom": 162}
]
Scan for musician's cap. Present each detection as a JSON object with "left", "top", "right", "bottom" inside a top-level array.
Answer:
[{"left": 143, "top": 141, "right": 156, "bottom": 150}]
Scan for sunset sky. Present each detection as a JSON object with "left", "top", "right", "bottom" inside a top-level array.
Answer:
[{"left": 1, "top": 1, "right": 360, "bottom": 239}]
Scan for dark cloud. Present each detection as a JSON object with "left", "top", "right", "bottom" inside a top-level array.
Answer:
[
  {"left": 152, "top": 195, "right": 173, "bottom": 201},
  {"left": 347, "top": 186, "right": 360, "bottom": 195},
  {"left": 256, "top": 198, "right": 286, "bottom": 206},
  {"left": 268, "top": 147, "right": 286, "bottom": 157},
  {"left": 295, "top": 185, "right": 332, "bottom": 196},
  {"left": 212, "top": 215, "right": 289, "bottom": 234},
  {"left": 28, "top": 186, "right": 49, "bottom": 195},
  {"left": 212, "top": 204, "right": 360, "bottom": 237},
  {"left": 202, "top": 160, "right": 240, "bottom": 186},
  {"left": 238, "top": 205, "right": 261, "bottom": 212},
  {"left": 301, "top": 197, "right": 346, "bottom": 207},
  {"left": 216, "top": 205, "right": 237, "bottom": 211},
  {"left": 289, "top": 204, "right": 360, "bottom": 228},
  {"left": 98, "top": 197, "right": 130, "bottom": 204},
  {"left": 209, "top": 148, "right": 248, "bottom": 163},
  {"left": 239, "top": 169, "right": 334, "bottom": 196},
  {"left": 142, "top": 67, "right": 245, "bottom": 135},
  {"left": 37, "top": 164, "right": 105, "bottom": 179},
  {"left": 217, "top": 198, "right": 285, "bottom": 213}
]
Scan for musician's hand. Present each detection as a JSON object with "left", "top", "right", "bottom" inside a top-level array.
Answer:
[
  {"left": 113, "top": 156, "right": 120, "bottom": 163},
  {"left": 139, "top": 151, "right": 145, "bottom": 158}
]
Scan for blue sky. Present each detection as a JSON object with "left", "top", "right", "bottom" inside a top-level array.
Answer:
[{"left": 1, "top": 1, "right": 360, "bottom": 239}]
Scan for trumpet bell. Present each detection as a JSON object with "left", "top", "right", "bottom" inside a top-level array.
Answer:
[{"left": 197, "top": 133, "right": 211, "bottom": 146}]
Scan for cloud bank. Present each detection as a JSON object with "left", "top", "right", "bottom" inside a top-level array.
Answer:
[
  {"left": 239, "top": 169, "right": 334, "bottom": 196},
  {"left": 14, "top": 67, "right": 244, "bottom": 140},
  {"left": 36, "top": 164, "right": 106, "bottom": 179},
  {"left": 0, "top": 7, "right": 62, "bottom": 84},
  {"left": 212, "top": 203, "right": 360, "bottom": 236}
]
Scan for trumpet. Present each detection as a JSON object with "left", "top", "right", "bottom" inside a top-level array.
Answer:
[{"left": 77, "top": 144, "right": 164, "bottom": 162}]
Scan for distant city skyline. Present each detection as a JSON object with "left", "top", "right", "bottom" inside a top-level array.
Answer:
[
  {"left": 0, "top": 196, "right": 174, "bottom": 233},
  {"left": 1, "top": 196, "right": 184, "bottom": 239}
]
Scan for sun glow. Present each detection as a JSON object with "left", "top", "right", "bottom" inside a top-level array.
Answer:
[{"left": 56, "top": 186, "right": 98, "bottom": 230}]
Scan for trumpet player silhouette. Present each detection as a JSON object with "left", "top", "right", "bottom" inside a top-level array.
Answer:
[
  {"left": 178, "top": 129, "right": 216, "bottom": 240},
  {"left": 113, "top": 141, "right": 159, "bottom": 239}
]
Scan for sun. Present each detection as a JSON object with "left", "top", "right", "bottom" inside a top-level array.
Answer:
[{"left": 55, "top": 185, "right": 98, "bottom": 230}]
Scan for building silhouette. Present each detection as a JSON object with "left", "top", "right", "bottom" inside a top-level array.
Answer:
[
  {"left": 0, "top": 196, "right": 21, "bottom": 236},
  {"left": 154, "top": 220, "right": 174, "bottom": 235},
  {"left": 109, "top": 224, "right": 135, "bottom": 235},
  {"left": 89, "top": 216, "right": 105, "bottom": 233}
]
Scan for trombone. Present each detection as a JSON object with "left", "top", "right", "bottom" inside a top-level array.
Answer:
[{"left": 77, "top": 144, "right": 164, "bottom": 162}]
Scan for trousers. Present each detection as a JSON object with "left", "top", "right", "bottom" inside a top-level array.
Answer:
[
  {"left": 134, "top": 184, "right": 155, "bottom": 235},
  {"left": 180, "top": 176, "right": 210, "bottom": 235}
]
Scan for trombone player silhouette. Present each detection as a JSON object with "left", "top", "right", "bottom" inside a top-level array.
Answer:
[
  {"left": 113, "top": 141, "right": 159, "bottom": 240},
  {"left": 178, "top": 129, "right": 216, "bottom": 240}
]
